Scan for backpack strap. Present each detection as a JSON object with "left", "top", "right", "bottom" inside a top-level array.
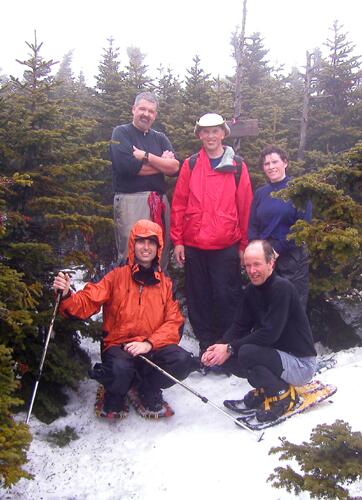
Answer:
[
  {"left": 233, "top": 154, "right": 244, "bottom": 187},
  {"left": 188, "top": 153, "right": 199, "bottom": 170},
  {"left": 188, "top": 152, "right": 244, "bottom": 187}
]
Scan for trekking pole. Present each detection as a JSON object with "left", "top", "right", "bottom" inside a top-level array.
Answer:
[
  {"left": 139, "top": 355, "right": 264, "bottom": 441},
  {"left": 25, "top": 290, "right": 62, "bottom": 424}
]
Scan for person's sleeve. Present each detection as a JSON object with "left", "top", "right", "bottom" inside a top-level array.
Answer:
[
  {"left": 235, "top": 281, "right": 292, "bottom": 348},
  {"left": 160, "top": 133, "right": 175, "bottom": 153},
  {"left": 147, "top": 280, "right": 184, "bottom": 349},
  {"left": 248, "top": 193, "right": 260, "bottom": 241},
  {"left": 170, "top": 160, "right": 191, "bottom": 246},
  {"left": 160, "top": 133, "right": 181, "bottom": 176},
  {"left": 59, "top": 272, "right": 114, "bottom": 320},
  {"left": 236, "top": 161, "right": 253, "bottom": 250},
  {"left": 222, "top": 293, "right": 254, "bottom": 349},
  {"left": 110, "top": 126, "right": 143, "bottom": 177}
]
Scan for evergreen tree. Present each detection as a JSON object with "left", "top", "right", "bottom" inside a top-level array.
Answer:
[
  {"left": 123, "top": 46, "right": 153, "bottom": 99},
  {"left": 268, "top": 420, "right": 362, "bottom": 499},
  {"left": 320, "top": 21, "right": 361, "bottom": 116},
  {"left": 54, "top": 50, "right": 76, "bottom": 98},
  {"left": 181, "top": 55, "right": 212, "bottom": 156},
  {"left": 275, "top": 143, "right": 362, "bottom": 295},
  {"left": 209, "top": 76, "right": 234, "bottom": 123},
  {"left": 308, "top": 22, "right": 362, "bottom": 153},
  {"left": 154, "top": 66, "right": 185, "bottom": 158},
  {"left": 0, "top": 34, "right": 111, "bottom": 422},
  {"left": 0, "top": 344, "right": 32, "bottom": 488},
  {"left": 94, "top": 37, "right": 127, "bottom": 139},
  {"left": 228, "top": 32, "right": 295, "bottom": 182}
]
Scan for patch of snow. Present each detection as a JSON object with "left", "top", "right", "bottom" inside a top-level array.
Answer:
[{"left": 5, "top": 336, "right": 362, "bottom": 500}]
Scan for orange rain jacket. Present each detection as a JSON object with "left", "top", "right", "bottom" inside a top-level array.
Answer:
[{"left": 59, "top": 220, "right": 183, "bottom": 351}]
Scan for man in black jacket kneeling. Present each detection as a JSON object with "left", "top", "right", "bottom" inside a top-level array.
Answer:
[{"left": 201, "top": 239, "right": 317, "bottom": 422}]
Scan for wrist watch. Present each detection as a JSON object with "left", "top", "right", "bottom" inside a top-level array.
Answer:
[
  {"left": 143, "top": 151, "right": 149, "bottom": 163},
  {"left": 226, "top": 344, "right": 234, "bottom": 355}
]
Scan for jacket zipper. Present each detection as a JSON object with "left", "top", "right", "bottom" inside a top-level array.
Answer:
[{"left": 138, "top": 285, "right": 143, "bottom": 305}]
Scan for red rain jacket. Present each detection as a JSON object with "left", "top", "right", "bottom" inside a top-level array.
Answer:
[{"left": 170, "top": 148, "right": 253, "bottom": 250}]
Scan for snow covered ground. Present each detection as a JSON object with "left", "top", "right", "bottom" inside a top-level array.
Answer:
[{"left": 4, "top": 337, "right": 362, "bottom": 500}]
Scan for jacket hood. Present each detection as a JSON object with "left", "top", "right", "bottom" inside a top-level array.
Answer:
[{"left": 128, "top": 219, "right": 164, "bottom": 268}]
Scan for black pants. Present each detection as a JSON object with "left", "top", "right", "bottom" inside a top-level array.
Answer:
[
  {"left": 276, "top": 246, "right": 309, "bottom": 310},
  {"left": 224, "top": 343, "right": 288, "bottom": 397},
  {"left": 97, "top": 344, "right": 193, "bottom": 412},
  {"left": 185, "top": 244, "right": 242, "bottom": 354}
]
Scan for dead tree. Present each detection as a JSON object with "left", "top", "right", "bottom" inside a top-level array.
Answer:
[
  {"left": 232, "top": 0, "right": 248, "bottom": 153},
  {"left": 297, "top": 50, "right": 320, "bottom": 161}
]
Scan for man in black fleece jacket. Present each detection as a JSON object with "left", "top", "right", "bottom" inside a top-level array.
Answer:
[{"left": 201, "top": 239, "right": 317, "bottom": 422}]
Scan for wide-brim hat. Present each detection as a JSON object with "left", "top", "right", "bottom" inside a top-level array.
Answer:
[{"left": 194, "top": 113, "right": 230, "bottom": 137}]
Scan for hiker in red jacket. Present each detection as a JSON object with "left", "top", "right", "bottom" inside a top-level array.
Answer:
[{"left": 170, "top": 113, "right": 253, "bottom": 367}]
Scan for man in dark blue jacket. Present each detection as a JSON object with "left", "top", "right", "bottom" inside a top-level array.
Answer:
[{"left": 201, "top": 239, "right": 317, "bottom": 422}]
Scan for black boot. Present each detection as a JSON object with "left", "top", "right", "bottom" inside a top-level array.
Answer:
[
  {"left": 256, "top": 385, "right": 299, "bottom": 422},
  {"left": 243, "top": 387, "right": 265, "bottom": 409}
]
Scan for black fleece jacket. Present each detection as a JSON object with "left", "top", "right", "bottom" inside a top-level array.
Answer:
[{"left": 224, "top": 272, "right": 316, "bottom": 357}]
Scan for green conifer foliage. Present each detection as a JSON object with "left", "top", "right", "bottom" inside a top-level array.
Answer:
[
  {"left": 0, "top": 344, "right": 32, "bottom": 488},
  {"left": 228, "top": 32, "right": 298, "bottom": 171},
  {"left": 308, "top": 22, "right": 362, "bottom": 153},
  {"left": 155, "top": 67, "right": 185, "bottom": 153},
  {"left": 275, "top": 143, "right": 362, "bottom": 295},
  {"left": 180, "top": 56, "right": 212, "bottom": 158},
  {"left": 94, "top": 37, "right": 128, "bottom": 140},
  {"left": 0, "top": 35, "right": 109, "bottom": 421},
  {"left": 124, "top": 46, "right": 154, "bottom": 98},
  {"left": 268, "top": 420, "right": 362, "bottom": 499}
]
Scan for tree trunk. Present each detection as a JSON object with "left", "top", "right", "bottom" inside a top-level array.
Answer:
[
  {"left": 297, "top": 52, "right": 313, "bottom": 161},
  {"left": 233, "top": 0, "right": 247, "bottom": 153}
]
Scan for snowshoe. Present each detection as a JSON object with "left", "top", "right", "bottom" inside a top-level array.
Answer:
[
  {"left": 94, "top": 385, "right": 129, "bottom": 420},
  {"left": 127, "top": 386, "right": 174, "bottom": 419},
  {"left": 224, "top": 387, "right": 265, "bottom": 414},
  {"left": 236, "top": 381, "right": 337, "bottom": 430}
]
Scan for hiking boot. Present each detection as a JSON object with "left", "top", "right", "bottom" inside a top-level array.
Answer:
[
  {"left": 256, "top": 385, "right": 299, "bottom": 422},
  {"left": 95, "top": 389, "right": 129, "bottom": 420},
  {"left": 243, "top": 387, "right": 265, "bottom": 409},
  {"left": 127, "top": 386, "right": 174, "bottom": 419},
  {"left": 139, "top": 389, "right": 165, "bottom": 412}
]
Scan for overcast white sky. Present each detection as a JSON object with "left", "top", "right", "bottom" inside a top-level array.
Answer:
[{"left": 1, "top": 0, "right": 361, "bottom": 85}]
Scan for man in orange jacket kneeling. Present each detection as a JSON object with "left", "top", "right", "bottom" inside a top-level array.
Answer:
[{"left": 53, "top": 219, "right": 194, "bottom": 420}]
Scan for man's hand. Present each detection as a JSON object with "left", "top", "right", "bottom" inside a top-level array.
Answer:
[
  {"left": 201, "top": 344, "right": 230, "bottom": 367},
  {"left": 174, "top": 244, "right": 185, "bottom": 266},
  {"left": 133, "top": 146, "right": 147, "bottom": 162},
  {"left": 133, "top": 146, "right": 179, "bottom": 176},
  {"left": 53, "top": 272, "right": 71, "bottom": 297},
  {"left": 123, "top": 341, "right": 152, "bottom": 357},
  {"left": 162, "top": 150, "right": 175, "bottom": 159}
]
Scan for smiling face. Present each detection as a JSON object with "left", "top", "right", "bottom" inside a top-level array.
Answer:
[
  {"left": 132, "top": 99, "right": 157, "bottom": 132},
  {"left": 244, "top": 242, "right": 275, "bottom": 286},
  {"left": 198, "top": 126, "right": 225, "bottom": 158},
  {"left": 263, "top": 152, "right": 288, "bottom": 183},
  {"left": 134, "top": 237, "right": 158, "bottom": 268}
]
